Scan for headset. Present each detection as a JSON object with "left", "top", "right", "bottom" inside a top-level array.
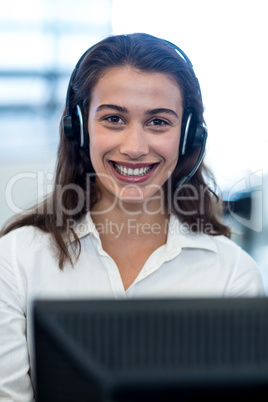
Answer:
[{"left": 62, "top": 38, "right": 208, "bottom": 188}]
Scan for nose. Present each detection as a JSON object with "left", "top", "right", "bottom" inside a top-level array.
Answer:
[{"left": 119, "top": 124, "right": 149, "bottom": 159}]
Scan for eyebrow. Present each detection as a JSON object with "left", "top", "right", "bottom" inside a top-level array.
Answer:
[
  {"left": 145, "top": 108, "right": 179, "bottom": 118},
  {"left": 95, "top": 104, "right": 179, "bottom": 118},
  {"left": 95, "top": 104, "right": 128, "bottom": 113}
]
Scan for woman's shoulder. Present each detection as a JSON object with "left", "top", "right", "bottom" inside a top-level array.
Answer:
[
  {"left": 0, "top": 225, "right": 51, "bottom": 254},
  {"left": 209, "top": 233, "right": 242, "bottom": 251},
  {"left": 174, "top": 216, "right": 261, "bottom": 275},
  {"left": 172, "top": 216, "right": 245, "bottom": 257},
  {"left": 0, "top": 225, "right": 59, "bottom": 292},
  {"left": 206, "top": 234, "right": 255, "bottom": 266},
  {"left": 209, "top": 234, "right": 252, "bottom": 260}
]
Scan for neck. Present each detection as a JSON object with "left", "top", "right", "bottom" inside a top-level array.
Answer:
[{"left": 91, "top": 198, "right": 169, "bottom": 241}]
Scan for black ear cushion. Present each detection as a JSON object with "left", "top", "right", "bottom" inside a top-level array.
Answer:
[
  {"left": 179, "top": 113, "right": 207, "bottom": 157},
  {"left": 63, "top": 105, "right": 89, "bottom": 149},
  {"left": 176, "top": 127, "right": 208, "bottom": 188},
  {"left": 62, "top": 110, "right": 81, "bottom": 142},
  {"left": 63, "top": 114, "right": 75, "bottom": 140},
  {"left": 192, "top": 124, "right": 207, "bottom": 149},
  {"left": 71, "top": 107, "right": 82, "bottom": 140}
]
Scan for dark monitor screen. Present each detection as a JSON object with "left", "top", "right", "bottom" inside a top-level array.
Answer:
[{"left": 33, "top": 298, "right": 268, "bottom": 402}]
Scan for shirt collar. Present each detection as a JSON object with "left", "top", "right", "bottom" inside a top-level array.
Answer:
[
  {"left": 164, "top": 214, "right": 218, "bottom": 258},
  {"left": 64, "top": 213, "right": 98, "bottom": 245},
  {"left": 67, "top": 213, "right": 218, "bottom": 254}
]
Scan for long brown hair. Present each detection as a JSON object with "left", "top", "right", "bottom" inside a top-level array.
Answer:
[{"left": 1, "top": 33, "right": 231, "bottom": 268}]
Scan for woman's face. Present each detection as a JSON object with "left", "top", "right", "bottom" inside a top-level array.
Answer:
[{"left": 88, "top": 66, "right": 183, "bottom": 211}]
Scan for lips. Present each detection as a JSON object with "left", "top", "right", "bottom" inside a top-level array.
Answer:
[
  {"left": 109, "top": 161, "right": 159, "bottom": 182},
  {"left": 113, "top": 162, "right": 154, "bottom": 177}
]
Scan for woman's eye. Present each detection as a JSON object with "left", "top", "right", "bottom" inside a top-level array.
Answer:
[
  {"left": 149, "top": 118, "right": 168, "bottom": 126},
  {"left": 106, "top": 115, "right": 124, "bottom": 124}
]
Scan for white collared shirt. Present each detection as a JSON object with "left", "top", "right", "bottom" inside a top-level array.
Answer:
[{"left": 0, "top": 214, "right": 265, "bottom": 400}]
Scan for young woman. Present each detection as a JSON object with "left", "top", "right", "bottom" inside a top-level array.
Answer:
[{"left": 0, "top": 33, "right": 264, "bottom": 400}]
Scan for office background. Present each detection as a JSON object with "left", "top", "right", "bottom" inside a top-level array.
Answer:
[{"left": 0, "top": 0, "right": 267, "bottom": 291}]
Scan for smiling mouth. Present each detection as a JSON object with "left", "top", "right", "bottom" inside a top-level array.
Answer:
[{"left": 112, "top": 162, "right": 157, "bottom": 177}]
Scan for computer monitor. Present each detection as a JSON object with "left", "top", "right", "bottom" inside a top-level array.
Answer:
[{"left": 33, "top": 297, "right": 268, "bottom": 401}]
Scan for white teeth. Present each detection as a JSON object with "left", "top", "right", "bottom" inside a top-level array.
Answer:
[{"left": 114, "top": 163, "right": 153, "bottom": 177}]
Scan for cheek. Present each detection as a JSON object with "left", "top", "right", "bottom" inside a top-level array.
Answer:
[
  {"left": 89, "top": 135, "right": 101, "bottom": 169},
  {"left": 163, "top": 137, "right": 180, "bottom": 179},
  {"left": 89, "top": 129, "right": 105, "bottom": 156},
  {"left": 160, "top": 135, "right": 180, "bottom": 162},
  {"left": 89, "top": 133, "right": 115, "bottom": 172}
]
